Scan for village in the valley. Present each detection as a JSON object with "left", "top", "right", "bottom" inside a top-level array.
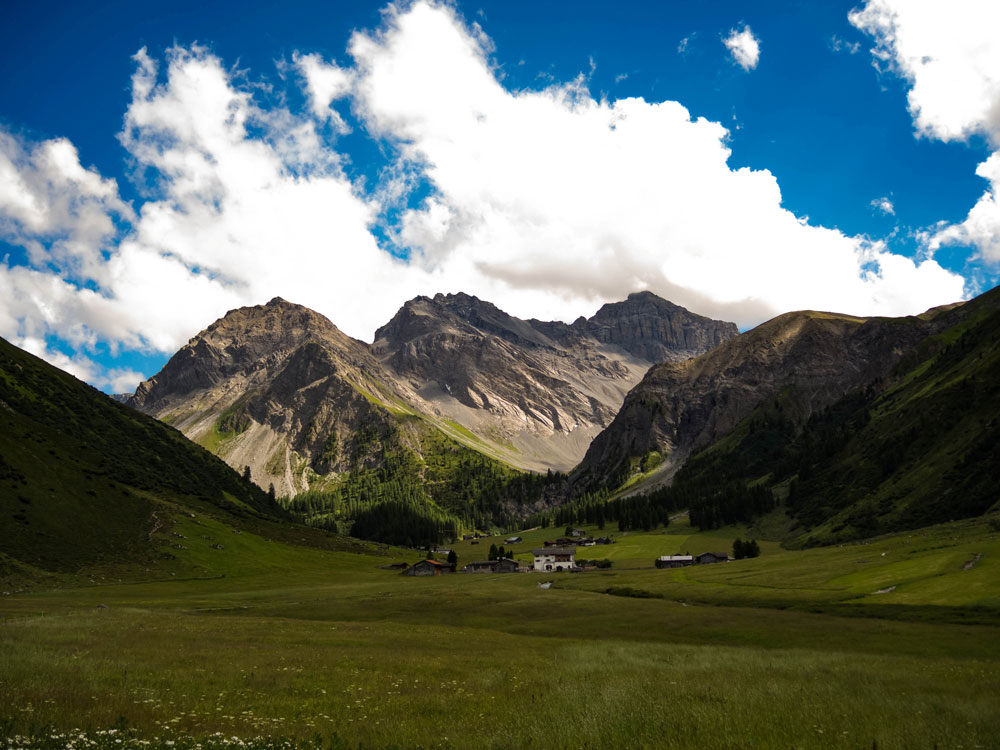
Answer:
[{"left": 391, "top": 527, "right": 737, "bottom": 576}]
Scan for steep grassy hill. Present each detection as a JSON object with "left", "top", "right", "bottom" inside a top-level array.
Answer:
[{"left": 0, "top": 336, "right": 363, "bottom": 587}]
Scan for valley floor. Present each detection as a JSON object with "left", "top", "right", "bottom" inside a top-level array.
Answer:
[{"left": 2, "top": 517, "right": 999, "bottom": 749}]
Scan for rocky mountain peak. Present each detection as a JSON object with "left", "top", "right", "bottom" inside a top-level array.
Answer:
[
  {"left": 374, "top": 292, "right": 552, "bottom": 353},
  {"left": 130, "top": 298, "right": 371, "bottom": 412},
  {"left": 574, "top": 291, "right": 739, "bottom": 363}
]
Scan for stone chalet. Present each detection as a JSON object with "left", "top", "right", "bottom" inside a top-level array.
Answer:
[
  {"left": 654, "top": 555, "right": 694, "bottom": 569},
  {"left": 463, "top": 558, "right": 519, "bottom": 574},
  {"left": 505, "top": 536, "right": 523, "bottom": 544},
  {"left": 696, "top": 551, "right": 729, "bottom": 565},
  {"left": 532, "top": 547, "right": 576, "bottom": 572},
  {"left": 402, "top": 559, "right": 455, "bottom": 576}
]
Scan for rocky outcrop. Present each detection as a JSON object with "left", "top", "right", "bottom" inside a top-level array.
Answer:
[
  {"left": 373, "top": 293, "right": 635, "bottom": 430},
  {"left": 572, "top": 291, "right": 739, "bottom": 363},
  {"left": 372, "top": 292, "right": 737, "bottom": 470}
]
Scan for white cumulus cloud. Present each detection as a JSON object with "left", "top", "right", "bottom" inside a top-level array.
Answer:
[
  {"left": 0, "top": 128, "right": 133, "bottom": 274},
  {"left": 293, "top": 51, "right": 354, "bottom": 131},
  {"left": 871, "top": 196, "right": 895, "bottom": 215},
  {"left": 851, "top": 0, "right": 1000, "bottom": 263},
  {"left": 0, "top": 44, "right": 426, "bottom": 375},
  {"left": 723, "top": 25, "right": 761, "bottom": 71},
  {"left": 349, "top": 2, "right": 962, "bottom": 324},
  {"left": 0, "top": 1, "right": 972, "bottom": 391}
]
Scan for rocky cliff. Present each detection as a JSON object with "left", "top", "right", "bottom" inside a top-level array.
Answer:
[
  {"left": 571, "top": 291, "right": 738, "bottom": 363},
  {"left": 373, "top": 293, "right": 641, "bottom": 470}
]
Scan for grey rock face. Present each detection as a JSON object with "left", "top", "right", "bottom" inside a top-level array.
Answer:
[
  {"left": 130, "top": 291, "right": 739, "bottom": 486},
  {"left": 574, "top": 291, "right": 739, "bottom": 363}
]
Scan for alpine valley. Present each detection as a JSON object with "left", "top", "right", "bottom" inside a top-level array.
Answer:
[
  {"left": 114, "top": 286, "right": 1000, "bottom": 549},
  {"left": 2, "top": 286, "right": 1000, "bottom": 750}
]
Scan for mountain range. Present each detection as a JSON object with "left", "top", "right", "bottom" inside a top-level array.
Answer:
[
  {"left": 128, "top": 291, "right": 737, "bottom": 495},
  {"left": 3, "top": 283, "right": 997, "bottom": 568}
]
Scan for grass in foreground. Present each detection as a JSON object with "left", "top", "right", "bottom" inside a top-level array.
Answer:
[
  {"left": 2, "top": 517, "right": 999, "bottom": 749},
  {"left": 2, "top": 603, "right": 998, "bottom": 750}
]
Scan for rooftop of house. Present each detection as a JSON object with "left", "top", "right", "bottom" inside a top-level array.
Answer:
[{"left": 532, "top": 547, "right": 576, "bottom": 556}]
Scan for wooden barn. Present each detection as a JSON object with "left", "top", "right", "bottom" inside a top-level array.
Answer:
[
  {"left": 696, "top": 551, "right": 729, "bottom": 564},
  {"left": 402, "top": 559, "right": 455, "bottom": 576}
]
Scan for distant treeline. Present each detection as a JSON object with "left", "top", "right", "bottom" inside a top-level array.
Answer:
[{"left": 530, "top": 473, "right": 775, "bottom": 534}]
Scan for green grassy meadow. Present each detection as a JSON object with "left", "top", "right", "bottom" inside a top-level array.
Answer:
[{"left": 3, "top": 514, "right": 1000, "bottom": 749}]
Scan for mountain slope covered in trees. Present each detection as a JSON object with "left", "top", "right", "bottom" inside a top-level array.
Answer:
[{"left": 573, "top": 286, "right": 1000, "bottom": 545}]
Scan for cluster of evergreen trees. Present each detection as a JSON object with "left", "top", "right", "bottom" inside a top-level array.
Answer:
[
  {"left": 732, "top": 538, "right": 760, "bottom": 559},
  {"left": 686, "top": 481, "right": 776, "bottom": 531},
  {"left": 351, "top": 500, "right": 458, "bottom": 548},
  {"left": 530, "top": 472, "right": 774, "bottom": 535},
  {"left": 487, "top": 544, "right": 510, "bottom": 560},
  {"left": 281, "top": 419, "right": 566, "bottom": 547}
]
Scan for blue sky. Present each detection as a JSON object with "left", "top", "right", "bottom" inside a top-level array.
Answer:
[{"left": 1, "top": 0, "right": 998, "bottom": 392}]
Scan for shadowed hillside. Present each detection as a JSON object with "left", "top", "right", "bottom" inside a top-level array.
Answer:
[{"left": 0, "top": 336, "right": 360, "bottom": 586}]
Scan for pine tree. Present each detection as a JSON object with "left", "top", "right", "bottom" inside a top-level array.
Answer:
[{"left": 733, "top": 538, "right": 746, "bottom": 559}]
